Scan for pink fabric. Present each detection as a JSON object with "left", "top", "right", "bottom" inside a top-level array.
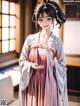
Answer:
[{"left": 24, "top": 45, "right": 59, "bottom": 106}]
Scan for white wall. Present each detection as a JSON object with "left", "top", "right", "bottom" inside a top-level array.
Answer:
[
  {"left": 63, "top": 21, "right": 80, "bottom": 55},
  {"left": 53, "top": 20, "right": 60, "bottom": 38}
]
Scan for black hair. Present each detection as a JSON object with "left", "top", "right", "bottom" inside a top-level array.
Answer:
[{"left": 32, "top": 1, "right": 66, "bottom": 28}]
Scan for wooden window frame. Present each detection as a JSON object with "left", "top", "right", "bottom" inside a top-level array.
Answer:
[{"left": 0, "top": 0, "right": 20, "bottom": 70}]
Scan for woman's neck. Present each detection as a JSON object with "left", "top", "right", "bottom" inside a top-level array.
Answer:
[{"left": 40, "top": 29, "right": 52, "bottom": 37}]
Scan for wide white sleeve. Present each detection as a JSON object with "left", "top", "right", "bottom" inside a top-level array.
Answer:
[
  {"left": 55, "top": 39, "right": 67, "bottom": 78},
  {"left": 19, "top": 37, "right": 33, "bottom": 91},
  {"left": 54, "top": 39, "right": 69, "bottom": 106}
]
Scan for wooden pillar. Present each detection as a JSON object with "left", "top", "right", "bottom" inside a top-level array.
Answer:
[
  {"left": 24, "top": 0, "right": 32, "bottom": 39},
  {"left": 15, "top": 0, "right": 21, "bottom": 53}
]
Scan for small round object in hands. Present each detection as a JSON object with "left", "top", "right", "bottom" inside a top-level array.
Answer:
[{"left": 32, "top": 63, "right": 44, "bottom": 70}]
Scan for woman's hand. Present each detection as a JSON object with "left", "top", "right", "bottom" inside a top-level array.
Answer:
[{"left": 32, "top": 63, "right": 44, "bottom": 70}]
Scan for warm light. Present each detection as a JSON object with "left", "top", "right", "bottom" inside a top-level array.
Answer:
[
  {"left": 10, "top": 39, "right": 15, "bottom": 51},
  {"left": 2, "top": 15, "right": 9, "bottom": 27},
  {"left": 2, "top": 40, "right": 9, "bottom": 53},
  {"left": 2, "top": 28, "right": 9, "bottom": 40},
  {"left": 10, "top": 28, "right": 15, "bottom": 39},
  {"left": 1, "top": 0, "right": 16, "bottom": 54},
  {"left": 10, "top": 16, "right": 15, "bottom": 26},
  {"left": 10, "top": 2, "right": 15, "bottom": 14},
  {"left": 2, "top": 1, "right": 9, "bottom": 14}
]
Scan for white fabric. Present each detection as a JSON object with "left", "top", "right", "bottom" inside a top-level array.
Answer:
[
  {"left": 18, "top": 32, "right": 69, "bottom": 106},
  {"left": 0, "top": 74, "right": 13, "bottom": 99}
]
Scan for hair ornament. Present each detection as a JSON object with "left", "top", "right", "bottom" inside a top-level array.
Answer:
[
  {"left": 47, "top": 2, "right": 57, "bottom": 10},
  {"left": 43, "top": 3, "right": 47, "bottom": 9},
  {"left": 32, "top": 0, "right": 66, "bottom": 28}
]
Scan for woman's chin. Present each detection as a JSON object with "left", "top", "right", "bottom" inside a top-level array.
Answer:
[{"left": 43, "top": 27, "right": 50, "bottom": 30}]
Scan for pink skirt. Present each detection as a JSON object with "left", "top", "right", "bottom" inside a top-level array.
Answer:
[{"left": 24, "top": 47, "right": 59, "bottom": 106}]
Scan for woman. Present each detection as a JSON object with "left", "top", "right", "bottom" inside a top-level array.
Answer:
[{"left": 19, "top": 1, "right": 69, "bottom": 106}]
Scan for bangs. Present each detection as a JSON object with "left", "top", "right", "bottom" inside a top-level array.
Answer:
[
  {"left": 37, "top": 4, "right": 55, "bottom": 18},
  {"left": 32, "top": 1, "right": 66, "bottom": 28}
]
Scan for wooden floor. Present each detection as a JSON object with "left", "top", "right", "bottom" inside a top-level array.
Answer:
[
  {"left": 8, "top": 100, "right": 80, "bottom": 106},
  {"left": 7, "top": 87, "right": 80, "bottom": 106},
  {"left": 8, "top": 95, "right": 80, "bottom": 106},
  {"left": 8, "top": 88, "right": 80, "bottom": 106}
]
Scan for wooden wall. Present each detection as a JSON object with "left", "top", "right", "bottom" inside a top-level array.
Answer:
[{"left": 67, "top": 66, "right": 80, "bottom": 96}]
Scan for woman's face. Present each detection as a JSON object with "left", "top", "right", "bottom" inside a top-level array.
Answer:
[{"left": 37, "top": 13, "right": 53, "bottom": 31}]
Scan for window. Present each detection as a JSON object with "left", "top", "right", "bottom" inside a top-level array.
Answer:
[
  {"left": 0, "top": 0, "right": 16, "bottom": 54},
  {"left": 65, "top": 3, "right": 80, "bottom": 20},
  {"left": 0, "top": 0, "right": 20, "bottom": 69}
]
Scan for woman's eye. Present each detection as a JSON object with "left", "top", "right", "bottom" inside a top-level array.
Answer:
[
  {"left": 38, "top": 18, "right": 43, "bottom": 22},
  {"left": 47, "top": 17, "right": 52, "bottom": 21}
]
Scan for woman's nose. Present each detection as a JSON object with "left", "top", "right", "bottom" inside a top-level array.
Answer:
[{"left": 43, "top": 21, "right": 47, "bottom": 26}]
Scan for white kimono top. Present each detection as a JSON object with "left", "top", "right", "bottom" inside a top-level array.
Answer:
[{"left": 19, "top": 32, "right": 69, "bottom": 106}]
